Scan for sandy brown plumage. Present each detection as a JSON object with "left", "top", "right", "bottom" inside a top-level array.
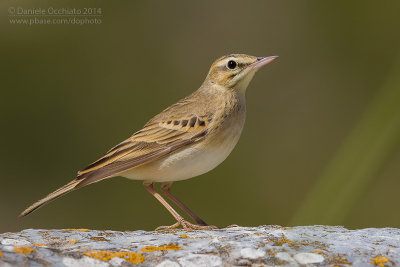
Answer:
[{"left": 20, "top": 54, "right": 278, "bottom": 230}]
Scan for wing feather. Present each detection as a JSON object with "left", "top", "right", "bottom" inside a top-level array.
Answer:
[{"left": 75, "top": 115, "right": 212, "bottom": 187}]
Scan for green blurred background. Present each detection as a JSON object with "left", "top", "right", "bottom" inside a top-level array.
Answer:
[{"left": 1, "top": 1, "right": 400, "bottom": 233}]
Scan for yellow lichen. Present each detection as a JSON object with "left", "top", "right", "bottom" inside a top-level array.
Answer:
[
  {"left": 141, "top": 245, "right": 181, "bottom": 252},
  {"left": 0, "top": 251, "right": 3, "bottom": 256},
  {"left": 32, "top": 243, "right": 45, "bottom": 247},
  {"left": 68, "top": 228, "right": 89, "bottom": 232},
  {"left": 84, "top": 250, "right": 115, "bottom": 261},
  {"left": 313, "top": 250, "right": 324, "bottom": 254},
  {"left": 69, "top": 239, "right": 78, "bottom": 244},
  {"left": 371, "top": 256, "right": 390, "bottom": 267},
  {"left": 116, "top": 252, "right": 145, "bottom": 264},
  {"left": 273, "top": 235, "right": 292, "bottom": 246},
  {"left": 83, "top": 250, "right": 145, "bottom": 264},
  {"left": 90, "top": 236, "right": 109, "bottom": 242},
  {"left": 13, "top": 246, "right": 35, "bottom": 254},
  {"left": 180, "top": 234, "right": 189, "bottom": 238},
  {"left": 328, "top": 255, "right": 351, "bottom": 265}
]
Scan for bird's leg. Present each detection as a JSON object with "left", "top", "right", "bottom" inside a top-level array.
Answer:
[
  {"left": 143, "top": 182, "right": 216, "bottom": 231},
  {"left": 161, "top": 182, "right": 208, "bottom": 226}
]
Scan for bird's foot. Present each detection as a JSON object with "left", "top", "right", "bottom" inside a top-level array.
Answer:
[
  {"left": 156, "top": 219, "right": 218, "bottom": 231},
  {"left": 225, "top": 224, "right": 240, "bottom": 228}
]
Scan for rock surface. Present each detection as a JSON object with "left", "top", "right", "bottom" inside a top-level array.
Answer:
[{"left": 0, "top": 225, "right": 399, "bottom": 266}]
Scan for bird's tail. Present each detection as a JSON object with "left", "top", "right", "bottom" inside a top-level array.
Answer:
[{"left": 20, "top": 179, "right": 82, "bottom": 217}]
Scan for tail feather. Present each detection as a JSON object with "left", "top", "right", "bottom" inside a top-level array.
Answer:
[{"left": 19, "top": 179, "right": 81, "bottom": 217}]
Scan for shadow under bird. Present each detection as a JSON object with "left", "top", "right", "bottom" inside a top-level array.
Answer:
[{"left": 21, "top": 54, "right": 278, "bottom": 230}]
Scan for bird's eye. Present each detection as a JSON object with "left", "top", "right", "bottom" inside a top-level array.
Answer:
[{"left": 227, "top": 60, "right": 237, "bottom": 69}]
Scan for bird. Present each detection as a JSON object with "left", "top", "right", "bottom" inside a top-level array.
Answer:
[{"left": 20, "top": 54, "right": 278, "bottom": 231}]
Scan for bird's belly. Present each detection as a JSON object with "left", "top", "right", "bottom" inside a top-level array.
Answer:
[{"left": 121, "top": 117, "right": 245, "bottom": 182}]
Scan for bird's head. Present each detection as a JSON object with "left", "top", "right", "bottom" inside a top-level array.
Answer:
[{"left": 205, "top": 54, "right": 278, "bottom": 93}]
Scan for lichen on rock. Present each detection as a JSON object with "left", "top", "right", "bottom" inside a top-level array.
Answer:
[{"left": 0, "top": 225, "right": 399, "bottom": 266}]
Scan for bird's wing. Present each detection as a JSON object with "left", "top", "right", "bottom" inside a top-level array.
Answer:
[{"left": 75, "top": 115, "right": 213, "bottom": 188}]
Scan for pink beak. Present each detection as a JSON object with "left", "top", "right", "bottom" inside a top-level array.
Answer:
[{"left": 250, "top": 55, "right": 279, "bottom": 70}]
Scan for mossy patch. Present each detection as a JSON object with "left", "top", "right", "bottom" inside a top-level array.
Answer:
[
  {"left": 83, "top": 250, "right": 145, "bottom": 264},
  {"left": 141, "top": 245, "right": 181, "bottom": 252},
  {"left": 90, "top": 236, "right": 109, "bottom": 242},
  {"left": 272, "top": 234, "right": 292, "bottom": 246},
  {"left": 13, "top": 246, "right": 35, "bottom": 254},
  {"left": 328, "top": 254, "right": 351, "bottom": 265},
  {"left": 371, "top": 256, "right": 390, "bottom": 267}
]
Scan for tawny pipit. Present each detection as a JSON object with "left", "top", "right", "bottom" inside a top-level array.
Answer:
[{"left": 21, "top": 54, "right": 278, "bottom": 230}]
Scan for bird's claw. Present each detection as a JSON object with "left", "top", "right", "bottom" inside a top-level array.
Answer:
[{"left": 156, "top": 219, "right": 218, "bottom": 231}]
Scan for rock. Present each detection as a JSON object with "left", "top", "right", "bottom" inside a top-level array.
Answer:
[
  {"left": 0, "top": 225, "right": 399, "bottom": 266},
  {"left": 293, "top": 253, "right": 324, "bottom": 264}
]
